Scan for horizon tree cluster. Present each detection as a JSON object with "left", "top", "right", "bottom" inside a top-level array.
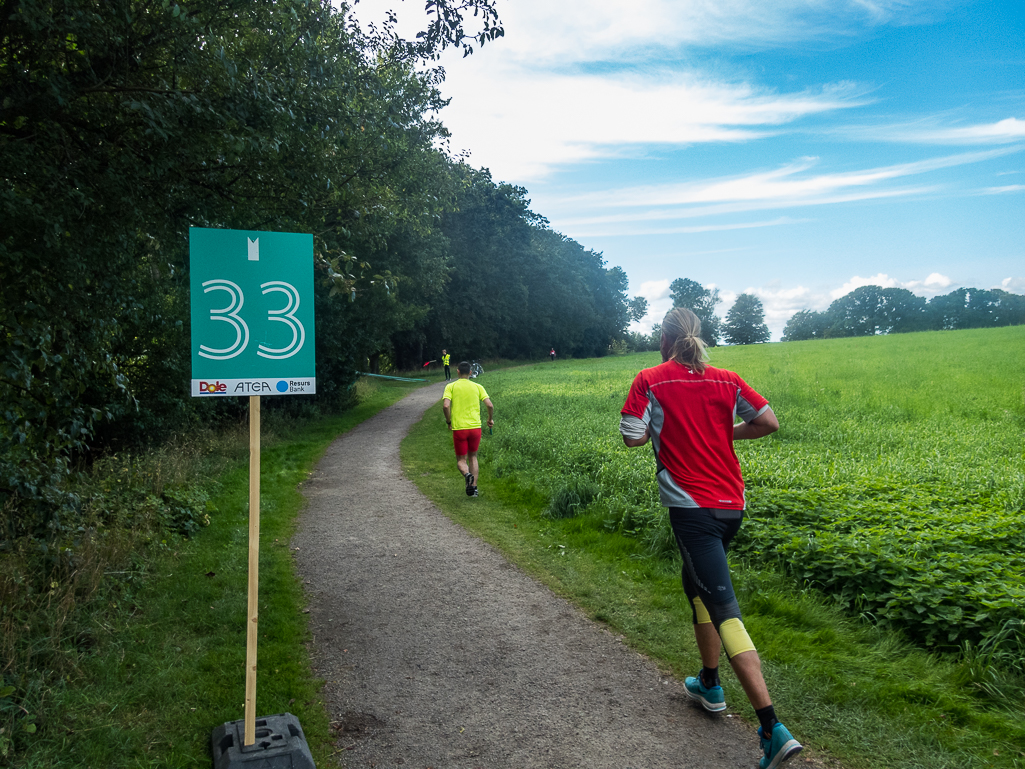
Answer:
[{"left": 782, "top": 285, "right": 1025, "bottom": 341}]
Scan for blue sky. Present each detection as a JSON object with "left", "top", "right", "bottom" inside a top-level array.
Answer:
[{"left": 352, "top": 0, "right": 1024, "bottom": 339}]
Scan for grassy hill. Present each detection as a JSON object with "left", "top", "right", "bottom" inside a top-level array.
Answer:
[{"left": 403, "top": 326, "right": 1025, "bottom": 769}]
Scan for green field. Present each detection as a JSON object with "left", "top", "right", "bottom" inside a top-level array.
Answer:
[
  {"left": 404, "top": 326, "right": 1025, "bottom": 769},
  {"left": 487, "top": 327, "right": 1025, "bottom": 654}
]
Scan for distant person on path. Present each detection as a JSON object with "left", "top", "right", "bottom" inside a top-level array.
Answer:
[
  {"left": 441, "top": 349, "right": 451, "bottom": 381},
  {"left": 443, "top": 361, "right": 494, "bottom": 497},
  {"left": 619, "top": 307, "right": 802, "bottom": 769},
  {"left": 549, "top": 347, "right": 556, "bottom": 362}
]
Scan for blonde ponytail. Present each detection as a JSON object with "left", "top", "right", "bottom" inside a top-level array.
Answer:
[{"left": 662, "top": 307, "right": 709, "bottom": 373}]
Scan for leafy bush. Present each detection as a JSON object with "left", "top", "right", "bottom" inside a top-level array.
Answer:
[
  {"left": 0, "top": 437, "right": 228, "bottom": 759},
  {"left": 735, "top": 484, "right": 1025, "bottom": 654},
  {"left": 159, "top": 487, "right": 213, "bottom": 537}
]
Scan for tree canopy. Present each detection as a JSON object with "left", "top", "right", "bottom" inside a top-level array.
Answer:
[
  {"left": 669, "top": 278, "right": 721, "bottom": 345},
  {"left": 723, "top": 294, "right": 770, "bottom": 345},
  {"left": 0, "top": 0, "right": 631, "bottom": 539}
]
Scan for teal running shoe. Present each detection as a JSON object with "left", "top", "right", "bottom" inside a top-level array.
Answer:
[
  {"left": 758, "top": 722, "right": 803, "bottom": 769},
  {"left": 684, "top": 674, "right": 726, "bottom": 712}
]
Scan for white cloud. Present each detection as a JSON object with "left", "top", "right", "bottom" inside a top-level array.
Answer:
[
  {"left": 636, "top": 278, "right": 672, "bottom": 300},
  {"left": 565, "top": 148, "right": 1016, "bottom": 210},
  {"left": 572, "top": 216, "right": 810, "bottom": 238},
  {"left": 830, "top": 273, "right": 897, "bottom": 298},
  {"left": 547, "top": 148, "right": 1014, "bottom": 238},
  {"left": 979, "top": 184, "right": 1025, "bottom": 195},
  {"left": 351, "top": 0, "right": 943, "bottom": 64},
  {"left": 498, "top": 0, "right": 940, "bottom": 60},
  {"left": 1001, "top": 277, "right": 1025, "bottom": 292},
  {"left": 351, "top": 0, "right": 893, "bottom": 182},
  {"left": 829, "top": 272, "right": 953, "bottom": 299},
  {"left": 852, "top": 117, "right": 1025, "bottom": 145},
  {"left": 908, "top": 272, "right": 954, "bottom": 290},
  {"left": 719, "top": 283, "right": 818, "bottom": 340},
  {"left": 438, "top": 66, "right": 867, "bottom": 181},
  {"left": 350, "top": 0, "right": 988, "bottom": 185},
  {"left": 628, "top": 279, "right": 674, "bottom": 333}
]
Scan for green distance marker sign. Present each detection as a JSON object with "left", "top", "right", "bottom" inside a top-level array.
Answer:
[{"left": 190, "top": 227, "right": 315, "bottom": 397}]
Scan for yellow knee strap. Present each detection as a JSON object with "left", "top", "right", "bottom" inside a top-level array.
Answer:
[
  {"left": 719, "top": 617, "right": 756, "bottom": 657},
  {"left": 693, "top": 597, "right": 712, "bottom": 625}
]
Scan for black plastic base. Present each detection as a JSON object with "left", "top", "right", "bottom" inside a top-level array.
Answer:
[{"left": 211, "top": 712, "right": 315, "bottom": 769}]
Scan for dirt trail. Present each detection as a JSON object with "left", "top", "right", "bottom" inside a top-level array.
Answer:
[{"left": 294, "top": 383, "right": 760, "bottom": 768}]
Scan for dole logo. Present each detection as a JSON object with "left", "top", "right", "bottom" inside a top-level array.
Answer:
[{"left": 200, "top": 381, "right": 228, "bottom": 393}]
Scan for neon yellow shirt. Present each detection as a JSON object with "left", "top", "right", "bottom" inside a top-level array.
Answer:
[
  {"left": 443, "top": 379, "right": 489, "bottom": 430},
  {"left": 441, "top": 353, "right": 451, "bottom": 366}
]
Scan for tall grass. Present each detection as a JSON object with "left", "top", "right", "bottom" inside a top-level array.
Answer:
[
  {"left": 1, "top": 379, "right": 420, "bottom": 766},
  {"left": 474, "top": 327, "right": 1025, "bottom": 675}
]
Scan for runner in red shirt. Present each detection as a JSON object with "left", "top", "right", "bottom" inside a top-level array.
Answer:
[{"left": 620, "top": 307, "right": 802, "bottom": 769}]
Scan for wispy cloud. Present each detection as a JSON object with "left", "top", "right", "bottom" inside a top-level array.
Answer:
[
  {"left": 565, "top": 149, "right": 1019, "bottom": 209},
  {"left": 354, "top": 1, "right": 983, "bottom": 183},
  {"left": 978, "top": 184, "right": 1025, "bottom": 195},
  {"left": 353, "top": 0, "right": 947, "bottom": 63},
  {"left": 573, "top": 216, "right": 809, "bottom": 238},
  {"left": 845, "top": 117, "right": 1025, "bottom": 145},
  {"left": 459, "top": 0, "right": 946, "bottom": 63},
  {"left": 437, "top": 67, "right": 868, "bottom": 180},
  {"left": 551, "top": 149, "right": 1016, "bottom": 236}
]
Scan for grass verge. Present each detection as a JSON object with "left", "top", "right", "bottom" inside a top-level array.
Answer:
[
  {"left": 401, "top": 376, "right": 1025, "bottom": 769},
  {"left": 10, "top": 379, "right": 419, "bottom": 768}
]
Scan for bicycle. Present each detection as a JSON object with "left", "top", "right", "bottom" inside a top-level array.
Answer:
[{"left": 470, "top": 360, "right": 484, "bottom": 378}]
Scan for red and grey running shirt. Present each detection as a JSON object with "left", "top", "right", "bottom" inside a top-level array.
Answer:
[{"left": 620, "top": 360, "right": 769, "bottom": 511}]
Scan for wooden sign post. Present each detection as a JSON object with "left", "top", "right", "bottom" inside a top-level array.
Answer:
[{"left": 245, "top": 395, "right": 261, "bottom": 744}]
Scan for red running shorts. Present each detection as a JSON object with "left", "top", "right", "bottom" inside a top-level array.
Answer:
[{"left": 452, "top": 428, "right": 482, "bottom": 456}]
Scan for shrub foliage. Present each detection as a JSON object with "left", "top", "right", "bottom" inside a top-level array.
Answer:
[{"left": 0, "top": 0, "right": 632, "bottom": 539}]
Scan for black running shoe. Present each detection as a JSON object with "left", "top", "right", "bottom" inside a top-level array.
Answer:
[
  {"left": 465, "top": 472, "right": 475, "bottom": 496},
  {"left": 471, "top": 487, "right": 479, "bottom": 497}
]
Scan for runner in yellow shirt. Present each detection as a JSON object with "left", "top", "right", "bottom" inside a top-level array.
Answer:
[{"left": 442, "top": 361, "right": 494, "bottom": 497}]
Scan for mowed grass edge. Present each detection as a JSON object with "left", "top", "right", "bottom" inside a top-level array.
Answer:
[
  {"left": 15, "top": 380, "right": 422, "bottom": 768},
  {"left": 401, "top": 349, "right": 1025, "bottom": 769}
]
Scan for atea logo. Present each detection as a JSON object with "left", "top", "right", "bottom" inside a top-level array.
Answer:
[{"left": 199, "top": 381, "right": 228, "bottom": 393}]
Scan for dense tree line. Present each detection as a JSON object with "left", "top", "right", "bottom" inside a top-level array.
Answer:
[
  {"left": 391, "top": 166, "right": 629, "bottom": 367},
  {"left": 782, "top": 286, "right": 1025, "bottom": 341},
  {"left": 0, "top": 0, "right": 630, "bottom": 539}
]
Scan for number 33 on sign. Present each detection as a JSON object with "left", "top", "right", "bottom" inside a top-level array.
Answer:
[{"left": 190, "top": 227, "right": 316, "bottom": 397}]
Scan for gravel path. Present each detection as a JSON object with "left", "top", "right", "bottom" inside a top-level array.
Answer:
[{"left": 294, "top": 383, "right": 763, "bottom": 769}]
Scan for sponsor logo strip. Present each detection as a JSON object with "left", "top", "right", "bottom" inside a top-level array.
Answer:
[{"left": 192, "top": 378, "right": 316, "bottom": 396}]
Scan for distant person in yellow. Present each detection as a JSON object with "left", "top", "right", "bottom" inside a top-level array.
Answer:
[
  {"left": 442, "top": 361, "right": 494, "bottom": 497},
  {"left": 441, "top": 349, "right": 451, "bottom": 381}
]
